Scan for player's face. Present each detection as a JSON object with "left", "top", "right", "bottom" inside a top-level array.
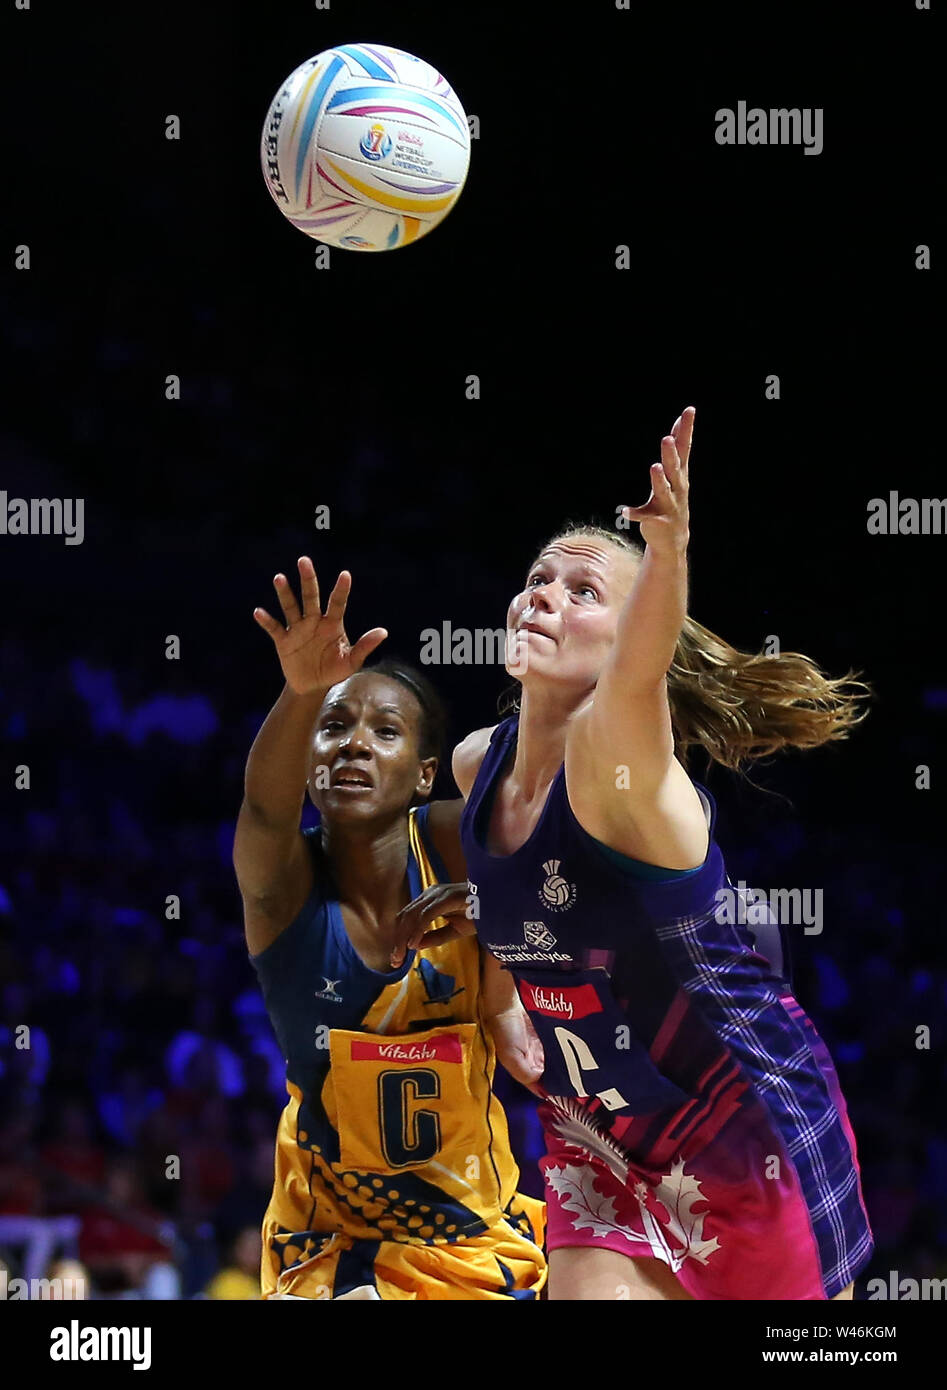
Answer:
[
  {"left": 309, "top": 673, "right": 435, "bottom": 823},
  {"left": 506, "top": 539, "right": 638, "bottom": 692}
]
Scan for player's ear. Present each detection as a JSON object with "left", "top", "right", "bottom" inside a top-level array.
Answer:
[{"left": 415, "top": 756, "right": 438, "bottom": 800}]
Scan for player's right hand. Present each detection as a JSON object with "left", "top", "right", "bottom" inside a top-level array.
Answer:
[
  {"left": 252, "top": 557, "right": 387, "bottom": 696},
  {"left": 389, "top": 883, "right": 477, "bottom": 968}
]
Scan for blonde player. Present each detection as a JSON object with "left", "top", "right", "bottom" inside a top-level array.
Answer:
[{"left": 394, "top": 408, "right": 873, "bottom": 1300}]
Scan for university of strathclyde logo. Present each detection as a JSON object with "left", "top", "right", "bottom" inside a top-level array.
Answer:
[
  {"left": 314, "top": 977, "right": 344, "bottom": 1003},
  {"left": 485, "top": 919, "right": 573, "bottom": 964},
  {"left": 524, "top": 921, "right": 558, "bottom": 950},
  {"left": 539, "top": 858, "right": 577, "bottom": 913}
]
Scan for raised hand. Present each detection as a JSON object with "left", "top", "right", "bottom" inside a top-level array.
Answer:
[
  {"left": 621, "top": 406, "right": 695, "bottom": 557},
  {"left": 253, "top": 557, "right": 387, "bottom": 696}
]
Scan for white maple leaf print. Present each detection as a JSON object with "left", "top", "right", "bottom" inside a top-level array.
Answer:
[
  {"left": 640, "top": 1156, "right": 720, "bottom": 1271},
  {"left": 548, "top": 1097, "right": 631, "bottom": 1182},
  {"left": 547, "top": 1154, "right": 721, "bottom": 1272},
  {"left": 545, "top": 1164, "right": 653, "bottom": 1247}
]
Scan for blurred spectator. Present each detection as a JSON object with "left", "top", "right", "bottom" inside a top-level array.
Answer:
[
  {"left": 39, "top": 1094, "right": 107, "bottom": 1212},
  {"left": 0, "top": 634, "right": 943, "bottom": 1297},
  {"left": 78, "top": 1157, "right": 177, "bottom": 1297},
  {"left": 165, "top": 997, "right": 244, "bottom": 1100},
  {"left": 96, "top": 1060, "right": 164, "bottom": 1150},
  {"left": 203, "top": 1226, "right": 261, "bottom": 1300},
  {"left": 213, "top": 1137, "right": 277, "bottom": 1248},
  {"left": 177, "top": 1096, "right": 236, "bottom": 1219},
  {"left": 0, "top": 983, "right": 51, "bottom": 1099},
  {"left": 46, "top": 1257, "right": 89, "bottom": 1298},
  {"left": 0, "top": 1106, "right": 43, "bottom": 1215}
]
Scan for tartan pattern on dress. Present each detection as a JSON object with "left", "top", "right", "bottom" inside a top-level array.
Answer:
[{"left": 654, "top": 911, "right": 873, "bottom": 1297}]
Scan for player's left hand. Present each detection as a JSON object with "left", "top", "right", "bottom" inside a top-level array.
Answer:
[
  {"left": 620, "top": 405, "right": 694, "bottom": 557},
  {"left": 389, "top": 883, "right": 477, "bottom": 968},
  {"left": 487, "top": 1006, "right": 545, "bottom": 1093}
]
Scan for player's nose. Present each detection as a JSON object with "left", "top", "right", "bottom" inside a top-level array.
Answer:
[
  {"left": 340, "top": 725, "right": 372, "bottom": 755},
  {"left": 528, "top": 579, "right": 560, "bottom": 612}
]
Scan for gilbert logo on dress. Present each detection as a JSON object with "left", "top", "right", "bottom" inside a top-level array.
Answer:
[
  {"left": 539, "top": 858, "right": 577, "bottom": 912},
  {"left": 314, "top": 977, "right": 344, "bottom": 1003}
]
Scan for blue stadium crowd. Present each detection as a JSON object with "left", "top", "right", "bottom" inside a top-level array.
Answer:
[{"left": 1, "top": 628, "right": 945, "bottom": 1299}]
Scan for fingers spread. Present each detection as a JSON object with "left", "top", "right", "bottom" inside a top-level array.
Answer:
[
  {"left": 349, "top": 627, "right": 389, "bottom": 669},
  {"left": 253, "top": 607, "right": 282, "bottom": 638},
  {"left": 660, "top": 439, "right": 682, "bottom": 490},
  {"left": 622, "top": 491, "right": 656, "bottom": 519},
  {"left": 652, "top": 460, "right": 674, "bottom": 499},
  {"left": 324, "top": 570, "right": 352, "bottom": 622},
  {"left": 273, "top": 573, "right": 302, "bottom": 626},
  {"left": 673, "top": 406, "right": 696, "bottom": 470},
  {"left": 298, "top": 556, "right": 320, "bottom": 617}
]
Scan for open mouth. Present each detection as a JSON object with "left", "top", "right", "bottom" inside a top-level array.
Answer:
[{"left": 331, "top": 771, "right": 374, "bottom": 790}]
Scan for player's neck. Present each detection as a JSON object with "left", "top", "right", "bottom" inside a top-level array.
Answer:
[
  {"left": 511, "top": 688, "right": 587, "bottom": 800},
  {"left": 319, "top": 818, "right": 413, "bottom": 928}
]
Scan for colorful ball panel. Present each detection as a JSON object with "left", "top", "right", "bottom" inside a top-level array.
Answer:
[{"left": 261, "top": 42, "right": 471, "bottom": 252}]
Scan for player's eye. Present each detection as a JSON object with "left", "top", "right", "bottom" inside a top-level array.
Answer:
[
  {"left": 322, "top": 720, "right": 345, "bottom": 733},
  {"left": 376, "top": 726, "right": 399, "bottom": 739},
  {"left": 526, "top": 572, "right": 546, "bottom": 588}
]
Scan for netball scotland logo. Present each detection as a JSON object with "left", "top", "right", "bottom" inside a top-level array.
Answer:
[
  {"left": 539, "top": 858, "right": 577, "bottom": 913},
  {"left": 359, "top": 122, "right": 393, "bottom": 161}
]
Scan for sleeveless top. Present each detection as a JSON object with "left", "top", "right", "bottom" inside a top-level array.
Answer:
[
  {"left": 249, "top": 803, "right": 536, "bottom": 1291},
  {"left": 460, "top": 717, "right": 796, "bottom": 1143}
]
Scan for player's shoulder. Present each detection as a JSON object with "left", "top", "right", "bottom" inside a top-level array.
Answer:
[
  {"left": 452, "top": 724, "right": 501, "bottom": 798},
  {"left": 422, "top": 798, "right": 466, "bottom": 882}
]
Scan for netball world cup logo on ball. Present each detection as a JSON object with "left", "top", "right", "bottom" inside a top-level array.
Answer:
[
  {"left": 539, "top": 859, "right": 577, "bottom": 913},
  {"left": 359, "top": 122, "right": 393, "bottom": 161}
]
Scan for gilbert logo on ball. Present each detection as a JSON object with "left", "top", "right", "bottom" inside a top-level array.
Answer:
[{"left": 260, "top": 42, "right": 471, "bottom": 252}]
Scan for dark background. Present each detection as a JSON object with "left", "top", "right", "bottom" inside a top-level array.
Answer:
[{"left": 1, "top": 0, "right": 944, "bottom": 1299}]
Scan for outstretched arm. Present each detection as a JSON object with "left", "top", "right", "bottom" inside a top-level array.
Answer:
[
  {"left": 234, "top": 558, "right": 387, "bottom": 954},
  {"left": 565, "top": 408, "right": 708, "bottom": 867}
]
